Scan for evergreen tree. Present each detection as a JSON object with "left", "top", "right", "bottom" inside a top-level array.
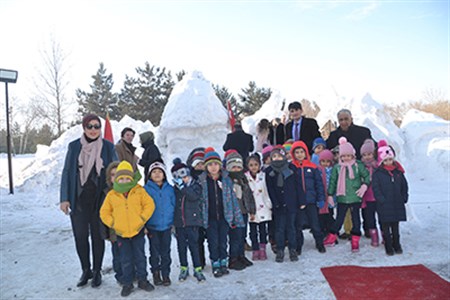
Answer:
[
  {"left": 77, "top": 63, "right": 121, "bottom": 120},
  {"left": 238, "top": 81, "right": 272, "bottom": 117},
  {"left": 213, "top": 84, "right": 239, "bottom": 117}
]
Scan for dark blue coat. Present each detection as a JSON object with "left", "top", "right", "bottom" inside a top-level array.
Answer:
[
  {"left": 173, "top": 180, "right": 204, "bottom": 228},
  {"left": 265, "top": 163, "right": 302, "bottom": 213},
  {"left": 144, "top": 180, "right": 176, "bottom": 231},
  {"left": 295, "top": 164, "right": 325, "bottom": 206},
  {"left": 372, "top": 167, "right": 408, "bottom": 223},
  {"left": 60, "top": 138, "right": 117, "bottom": 213}
]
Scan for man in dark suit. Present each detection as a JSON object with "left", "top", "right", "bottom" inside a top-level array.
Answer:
[
  {"left": 223, "top": 123, "right": 254, "bottom": 163},
  {"left": 284, "top": 101, "right": 321, "bottom": 153}
]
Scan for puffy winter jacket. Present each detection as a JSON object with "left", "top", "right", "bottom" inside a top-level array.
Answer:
[
  {"left": 265, "top": 163, "right": 302, "bottom": 212},
  {"left": 144, "top": 180, "right": 176, "bottom": 231},
  {"left": 173, "top": 180, "right": 204, "bottom": 228},
  {"left": 100, "top": 185, "right": 155, "bottom": 238},
  {"left": 245, "top": 171, "right": 272, "bottom": 223},
  {"left": 328, "top": 161, "right": 370, "bottom": 204}
]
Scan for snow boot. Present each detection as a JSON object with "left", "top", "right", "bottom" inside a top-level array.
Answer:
[
  {"left": 178, "top": 266, "right": 189, "bottom": 281},
  {"left": 121, "top": 284, "right": 133, "bottom": 297},
  {"left": 240, "top": 255, "right": 253, "bottom": 266},
  {"left": 317, "top": 244, "right": 326, "bottom": 253},
  {"left": 369, "top": 229, "right": 379, "bottom": 247},
  {"left": 137, "top": 279, "right": 154, "bottom": 292},
  {"left": 351, "top": 235, "right": 360, "bottom": 253},
  {"left": 162, "top": 277, "right": 171, "bottom": 286},
  {"left": 289, "top": 249, "right": 298, "bottom": 262},
  {"left": 229, "top": 257, "right": 246, "bottom": 271},
  {"left": 245, "top": 241, "right": 252, "bottom": 251},
  {"left": 259, "top": 243, "right": 267, "bottom": 260},
  {"left": 193, "top": 267, "right": 206, "bottom": 282},
  {"left": 152, "top": 271, "right": 163, "bottom": 286},
  {"left": 220, "top": 258, "right": 230, "bottom": 275},
  {"left": 77, "top": 269, "right": 93, "bottom": 287},
  {"left": 275, "top": 249, "right": 284, "bottom": 263},
  {"left": 91, "top": 270, "right": 102, "bottom": 287},
  {"left": 212, "top": 261, "right": 222, "bottom": 278},
  {"left": 323, "top": 233, "right": 337, "bottom": 247},
  {"left": 393, "top": 234, "right": 403, "bottom": 254},
  {"left": 252, "top": 250, "right": 260, "bottom": 261}
]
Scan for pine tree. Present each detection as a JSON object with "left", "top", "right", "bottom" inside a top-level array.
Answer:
[
  {"left": 238, "top": 81, "right": 272, "bottom": 117},
  {"left": 77, "top": 63, "right": 121, "bottom": 120},
  {"left": 213, "top": 84, "right": 239, "bottom": 118}
]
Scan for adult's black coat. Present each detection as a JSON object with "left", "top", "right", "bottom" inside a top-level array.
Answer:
[
  {"left": 223, "top": 130, "right": 254, "bottom": 162},
  {"left": 372, "top": 167, "right": 408, "bottom": 223},
  {"left": 268, "top": 124, "right": 285, "bottom": 146},
  {"left": 326, "top": 124, "right": 373, "bottom": 159},
  {"left": 173, "top": 180, "right": 204, "bottom": 228},
  {"left": 139, "top": 139, "right": 162, "bottom": 178},
  {"left": 284, "top": 118, "right": 321, "bottom": 154}
]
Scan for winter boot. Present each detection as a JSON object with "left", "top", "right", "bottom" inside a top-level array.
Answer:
[
  {"left": 193, "top": 267, "right": 206, "bottom": 282},
  {"left": 351, "top": 235, "right": 360, "bottom": 253},
  {"left": 323, "top": 233, "right": 338, "bottom": 247},
  {"left": 137, "top": 279, "right": 154, "bottom": 292},
  {"left": 316, "top": 244, "right": 326, "bottom": 253},
  {"left": 228, "top": 257, "right": 246, "bottom": 271},
  {"left": 275, "top": 249, "right": 284, "bottom": 263},
  {"left": 252, "top": 250, "right": 260, "bottom": 261},
  {"left": 152, "top": 271, "right": 163, "bottom": 286},
  {"left": 259, "top": 243, "right": 268, "bottom": 260},
  {"left": 289, "top": 249, "right": 299, "bottom": 262},
  {"left": 369, "top": 229, "right": 379, "bottom": 247},
  {"left": 393, "top": 234, "right": 403, "bottom": 254},
  {"left": 91, "top": 270, "right": 102, "bottom": 287},
  {"left": 212, "top": 261, "right": 222, "bottom": 278},
  {"left": 178, "top": 266, "right": 189, "bottom": 281},
  {"left": 220, "top": 258, "right": 230, "bottom": 275},
  {"left": 162, "top": 276, "right": 171, "bottom": 286},
  {"left": 77, "top": 269, "right": 93, "bottom": 287},
  {"left": 245, "top": 241, "right": 252, "bottom": 251},
  {"left": 121, "top": 284, "right": 134, "bottom": 297},
  {"left": 240, "top": 255, "right": 253, "bottom": 266}
]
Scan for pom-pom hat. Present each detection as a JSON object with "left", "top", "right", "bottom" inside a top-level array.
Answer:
[
  {"left": 377, "top": 140, "right": 395, "bottom": 166},
  {"left": 204, "top": 147, "right": 222, "bottom": 167},
  {"left": 338, "top": 137, "right": 356, "bottom": 157},
  {"left": 171, "top": 158, "right": 190, "bottom": 179}
]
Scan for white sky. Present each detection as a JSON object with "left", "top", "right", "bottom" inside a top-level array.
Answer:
[{"left": 0, "top": 0, "right": 448, "bottom": 124}]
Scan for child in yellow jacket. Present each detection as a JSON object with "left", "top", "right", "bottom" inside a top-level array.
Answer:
[{"left": 100, "top": 161, "right": 155, "bottom": 297}]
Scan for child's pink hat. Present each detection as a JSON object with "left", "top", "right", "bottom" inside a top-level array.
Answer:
[
  {"left": 377, "top": 140, "right": 395, "bottom": 166},
  {"left": 319, "top": 149, "right": 334, "bottom": 162},
  {"left": 360, "top": 139, "right": 375, "bottom": 155},
  {"left": 338, "top": 137, "right": 356, "bottom": 157}
]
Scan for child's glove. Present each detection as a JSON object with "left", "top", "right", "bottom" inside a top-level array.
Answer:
[
  {"left": 327, "top": 196, "right": 335, "bottom": 207},
  {"left": 317, "top": 200, "right": 325, "bottom": 209},
  {"left": 356, "top": 184, "right": 368, "bottom": 198}
]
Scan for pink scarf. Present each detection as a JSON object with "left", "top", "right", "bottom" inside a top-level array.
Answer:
[
  {"left": 78, "top": 134, "right": 104, "bottom": 186},
  {"left": 336, "top": 158, "right": 356, "bottom": 196}
]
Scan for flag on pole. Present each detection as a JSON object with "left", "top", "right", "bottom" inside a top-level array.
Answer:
[
  {"left": 227, "top": 99, "right": 236, "bottom": 132},
  {"left": 104, "top": 112, "right": 114, "bottom": 143}
]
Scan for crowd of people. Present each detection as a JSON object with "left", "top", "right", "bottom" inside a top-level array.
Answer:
[{"left": 60, "top": 102, "right": 409, "bottom": 297}]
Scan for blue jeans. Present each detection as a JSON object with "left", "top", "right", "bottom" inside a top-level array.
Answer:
[
  {"left": 297, "top": 204, "right": 324, "bottom": 250},
  {"left": 175, "top": 226, "right": 201, "bottom": 269},
  {"left": 229, "top": 214, "right": 247, "bottom": 258},
  {"left": 116, "top": 230, "right": 147, "bottom": 285},
  {"left": 249, "top": 221, "right": 268, "bottom": 250},
  {"left": 111, "top": 241, "right": 124, "bottom": 283},
  {"left": 147, "top": 229, "right": 172, "bottom": 278},
  {"left": 274, "top": 209, "right": 297, "bottom": 251},
  {"left": 331, "top": 203, "right": 362, "bottom": 236},
  {"left": 206, "top": 218, "right": 229, "bottom": 262}
]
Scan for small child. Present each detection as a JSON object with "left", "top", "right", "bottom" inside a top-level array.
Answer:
[
  {"left": 317, "top": 150, "right": 336, "bottom": 237},
  {"left": 144, "top": 161, "right": 176, "bottom": 287},
  {"left": 171, "top": 158, "right": 206, "bottom": 282},
  {"left": 245, "top": 154, "right": 272, "bottom": 261},
  {"left": 198, "top": 147, "right": 245, "bottom": 278},
  {"left": 311, "top": 137, "right": 326, "bottom": 166},
  {"left": 265, "top": 146, "right": 301, "bottom": 262},
  {"left": 225, "top": 150, "right": 256, "bottom": 270},
  {"left": 372, "top": 140, "right": 408, "bottom": 256},
  {"left": 323, "top": 137, "right": 370, "bottom": 252},
  {"left": 290, "top": 141, "right": 326, "bottom": 254},
  {"left": 100, "top": 161, "right": 156, "bottom": 297},
  {"left": 283, "top": 140, "right": 293, "bottom": 162},
  {"left": 360, "top": 139, "right": 380, "bottom": 247}
]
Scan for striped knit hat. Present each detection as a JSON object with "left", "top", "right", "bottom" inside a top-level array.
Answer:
[
  {"left": 187, "top": 147, "right": 205, "bottom": 168},
  {"left": 204, "top": 147, "right": 222, "bottom": 167},
  {"left": 115, "top": 161, "right": 134, "bottom": 181}
]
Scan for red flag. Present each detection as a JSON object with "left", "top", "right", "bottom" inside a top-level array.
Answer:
[
  {"left": 227, "top": 99, "right": 236, "bottom": 132},
  {"left": 104, "top": 112, "right": 114, "bottom": 143}
]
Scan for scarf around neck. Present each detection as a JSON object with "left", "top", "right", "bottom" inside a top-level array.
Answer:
[
  {"left": 337, "top": 158, "right": 356, "bottom": 196},
  {"left": 270, "top": 160, "right": 293, "bottom": 188},
  {"left": 79, "top": 134, "right": 103, "bottom": 186},
  {"left": 361, "top": 157, "right": 377, "bottom": 180},
  {"left": 113, "top": 170, "right": 142, "bottom": 194}
]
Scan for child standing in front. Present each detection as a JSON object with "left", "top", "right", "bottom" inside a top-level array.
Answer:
[
  {"left": 372, "top": 140, "right": 408, "bottom": 256},
  {"left": 171, "top": 158, "right": 206, "bottom": 282},
  {"left": 323, "top": 137, "right": 370, "bottom": 252},
  {"left": 245, "top": 154, "right": 272, "bottom": 261},
  {"left": 317, "top": 150, "right": 336, "bottom": 237},
  {"left": 100, "top": 161, "right": 155, "bottom": 297},
  {"left": 144, "top": 161, "right": 176, "bottom": 287}
]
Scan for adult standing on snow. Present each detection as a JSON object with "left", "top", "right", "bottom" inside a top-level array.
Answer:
[
  {"left": 326, "top": 109, "right": 373, "bottom": 160},
  {"left": 223, "top": 122, "right": 254, "bottom": 163},
  {"left": 60, "top": 114, "right": 118, "bottom": 288},
  {"left": 115, "top": 127, "right": 138, "bottom": 171},
  {"left": 138, "top": 131, "right": 162, "bottom": 178}
]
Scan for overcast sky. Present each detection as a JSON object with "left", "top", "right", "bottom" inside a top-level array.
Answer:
[{"left": 0, "top": 0, "right": 448, "bottom": 122}]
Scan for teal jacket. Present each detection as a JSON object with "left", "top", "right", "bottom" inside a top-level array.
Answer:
[{"left": 328, "top": 161, "right": 370, "bottom": 204}]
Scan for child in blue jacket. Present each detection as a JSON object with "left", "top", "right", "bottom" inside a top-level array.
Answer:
[{"left": 144, "top": 161, "right": 176, "bottom": 287}]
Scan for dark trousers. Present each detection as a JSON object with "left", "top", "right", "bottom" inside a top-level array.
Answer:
[
  {"left": 111, "top": 241, "right": 124, "bottom": 283},
  {"left": 364, "top": 202, "right": 378, "bottom": 229},
  {"left": 249, "top": 221, "right": 268, "bottom": 250},
  {"left": 147, "top": 228, "right": 172, "bottom": 278},
  {"left": 319, "top": 208, "right": 335, "bottom": 236},
  {"left": 229, "top": 214, "right": 247, "bottom": 258},
  {"left": 330, "top": 203, "right": 362, "bottom": 236},
  {"left": 70, "top": 200, "right": 105, "bottom": 271},
  {"left": 175, "top": 226, "right": 201, "bottom": 269},
  {"left": 297, "top": 204, "right": 324, "bottom": 250},
  {"left": 382, "top": 222, "right": 400, "bottom": 249},
  {"left": 206, "top": 218, "right": 229, "bottom": 262},
  {"left": 117, "top": 230, "right": 147, "bottom": 285},
  {"left": 274, "top": 209, "right": 297, "bottom": 251},
  {"left": 268, "top": 219, "right": 276, "bottom": 244},
  {"left": 198, "top": 227, "right": 207, "bottom": 267}
]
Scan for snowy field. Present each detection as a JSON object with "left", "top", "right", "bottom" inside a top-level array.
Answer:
[{"left": 1, "top": 72, "right": 449, "bottom": 299}]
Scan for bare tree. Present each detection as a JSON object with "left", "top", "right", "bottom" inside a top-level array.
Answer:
[{"left": 33, "top": 36, "right": 71, "bottom": 137}]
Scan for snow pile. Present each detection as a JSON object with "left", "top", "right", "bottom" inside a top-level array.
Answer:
[
  {"left": 401, "top": 109, "right": 450, "bottom": 180},
  {"left": 157, "top": 71, "right": 229, "bottom": 164}
]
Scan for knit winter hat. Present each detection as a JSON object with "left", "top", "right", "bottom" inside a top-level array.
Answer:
[
  {"left": 187, "top": 147, "right": 205, "bottom": 168},
  {"left": 204, "top": 147, "right": 222, "bottom": 167},
  {"left": 171, "top": 158, "right": 190, "bottom": 179},
  {"left": 360, "top": 139, "right": 376, "bottom": 156},
  {"left": 283, "top": 141, "right": 293, "bottom": 153},
  {"left": 377, "top": 140, "right": 395, "bottom": 166},
  {"left": 338, "top": 137, "right": 356, "bottom": 157},
  {"left": 312, "top": 137, "right": 326, "bottom": 151},
  {"left": 261, "top": 145, "right": 274, "bottom": 161},
  {"left": 115, "top": 161, "right": 134, "bottom": 182},
  {"left": 139, "top": 131, "right": 154, "bottom": 144},
  {"left": 270, "top": 145, "right": 287, "bottom": 159},
  {"left": 82, "top": 114, "right": 101, "bottom": 129},
  {"left": 225, "top": 151, "right": 244, "bottom": 171},
  {"left": 148, "top": 161, "right": 167, "bottom": 177},
  {"left": 319, "top": 149, "right": 334, "bottom": 162}
]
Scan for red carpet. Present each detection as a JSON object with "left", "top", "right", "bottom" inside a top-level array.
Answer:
[{"left": 321, "top": 264, "right": 450, "bottom": 300}]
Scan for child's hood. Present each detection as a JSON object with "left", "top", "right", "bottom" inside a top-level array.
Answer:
[{"left": 291, "top": 141, "right": 316, "bottom": 169}]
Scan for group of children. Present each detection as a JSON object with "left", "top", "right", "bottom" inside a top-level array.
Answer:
[{"left": 99, "top": 135, "right": 409, "bottom": 297}]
